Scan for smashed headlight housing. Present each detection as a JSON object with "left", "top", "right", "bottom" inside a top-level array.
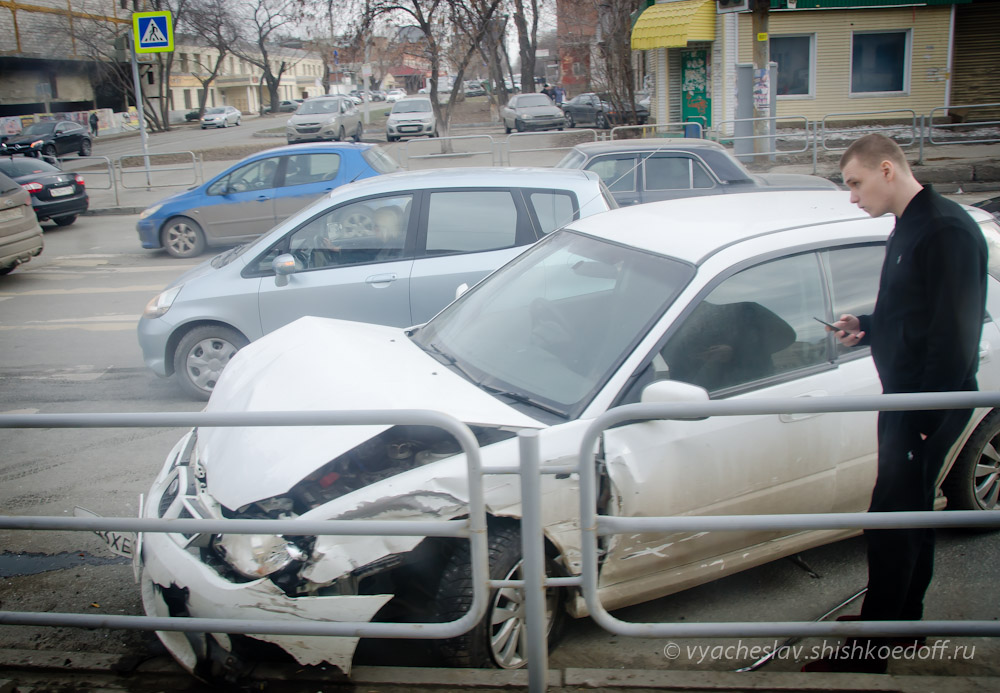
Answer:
[{"left": 212, "top": 534, "right": 308, "bottom": 579}]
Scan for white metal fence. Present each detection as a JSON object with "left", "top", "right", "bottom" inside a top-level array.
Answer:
[{"left": 2, "top": 391, "right": 1000, "bottom": 691}]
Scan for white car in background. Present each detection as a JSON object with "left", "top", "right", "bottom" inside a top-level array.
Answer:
[
  {"left": 200, "top": 106, "right": 241, "bottom": 129},
  {"left": 138, "top": 192, "right": 1000, "bottom": 681},
  {"left": 385, "top": 89, "right": 407, "bottom": 103},
  {"left": 385, "top": 97, "right": 437, "bottom": 141}
]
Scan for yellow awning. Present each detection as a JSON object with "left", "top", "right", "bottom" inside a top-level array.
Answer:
[{"left": 631, "top": 0, "right": 716, "bottom": 51}]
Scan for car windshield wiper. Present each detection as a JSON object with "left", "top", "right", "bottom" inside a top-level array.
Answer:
[
  {"left": 480, "top": 385, "right": 568, "bottom": 418},
  {"left": 419, "top": 341, "right": 481, "bottom": 382}
]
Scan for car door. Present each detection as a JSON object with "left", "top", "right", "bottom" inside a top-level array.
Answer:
[
  {"left": 54, "top": 122, "right": 80, "bottom": 155},
  {"left": 583, "top": 154, "right": 640, "bottom": 206},
  {"left": 577, "top": 95, "right": 599, "bottom": 125},
  {"left": 271, "top": 152, "right": 345, "bottom": 223},
  {"left": 639, "top": 153, "right": 720, "bottom": 203},
  {"left": 408, "top": 188, "right": 538, "bottom": 324},
  {"left": 255, "top": 193, "right": 416, "bottom": 334},
  {"left": 599, "top": 250, "right": 843, "bottom": 591},
  {"left": 196, "top": 158, "right": 280, "bottom": 242}
]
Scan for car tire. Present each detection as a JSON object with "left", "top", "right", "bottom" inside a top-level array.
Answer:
[
  {"left": 596, "top": 112, "right": 608, "bottom": 129},
  {"left": 53, "top": 215, "right": 77, "bottom": 227},
  {"left": 236, "top": 117, "right": 241, "bottom": 126},
  {"left": 79, "top": 139, "right": 92, "bottom": 156},
  {"left": 173, "top": 325, "right": 249, "bottom": 401},
  {"left": 201, "top": 126, "right": 207, "bottom": 130},
  {"left": 433, "top": 524, "right": 565, "bottom": 669},
  {"left": 353, "top": 123, "right": 363, "bottom": 142},
  {"left": 41, "top": 144, "right": 57, "bottom": 159},
  {"left": 287, "top": 137, "right": 295, "bottom": 145},
  {"left": 337, "top": 126, "right": 345, "bottom": 142},
  {"left": 162, "top": 216, "right": 207, "bottom": 259},
  {"left": 387, "top": 135, "right": 398, "bottom": 142},
  {"left": 505, "top": 123, "right": 512, "bottom": 134},
  {"left": 565, "top": 112, "right": 575, "bottom": 128},
  {"left": 943, "top": 409, "right": 1000, "bottom": 513}
]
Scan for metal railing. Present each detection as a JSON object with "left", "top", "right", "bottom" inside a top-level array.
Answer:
[
  {"left": 820, "top": 109, "right": 920, "bottom": 151},
  {"left": 504, "top": 129, "right": 599, "bottom": 167},
  {"left": 927, "top": 103, "right": 1000, "bottom": 145},
  {"left": 610, "top": 121, "right": 703, "bottom": 140},
  {"left": 115, "top": 150, "right": 200, "bottom": 189},
  {"left": 3, "top": 393, "right": 1000, "bottom": 692},
  {"left": 398, "top": 134, "right": 498, "bottom": 169},
  {"left": 710, "top": 115, "right": 811, "bottom": 160}
]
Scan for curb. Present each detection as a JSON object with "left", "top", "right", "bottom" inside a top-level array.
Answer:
[{"left": 0, "top": 648, "right": 996, "bottom": 693}]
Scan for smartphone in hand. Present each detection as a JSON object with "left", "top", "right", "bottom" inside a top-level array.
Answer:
[{"left": 814, "top": 317, "right": 844, "bottom": 333}]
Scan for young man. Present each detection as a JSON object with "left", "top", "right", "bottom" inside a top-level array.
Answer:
[{"left": 806, "top": 133, "right": 987, "bottom": 673}]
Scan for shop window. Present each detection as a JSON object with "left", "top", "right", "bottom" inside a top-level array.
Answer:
[
  {"left": 771, "top": 35, "right": 812, "bottom": 97},
  {"left": 851, "top": 31, "right": 908, "bottom": 94}
]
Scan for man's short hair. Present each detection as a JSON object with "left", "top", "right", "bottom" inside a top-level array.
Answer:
[{"left": 840, "top": 133, "right": 910, "bottom": 172}]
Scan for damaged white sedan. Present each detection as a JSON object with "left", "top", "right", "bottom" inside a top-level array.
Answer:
[{"left": 139, "top": 191, "right": 1000, "bottom": 681}]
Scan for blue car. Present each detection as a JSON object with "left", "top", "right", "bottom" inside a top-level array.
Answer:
[{"left": 136, "top": 143, "right": 400, "bottom": 257}]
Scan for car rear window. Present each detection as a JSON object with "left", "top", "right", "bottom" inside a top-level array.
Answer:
[
  {"left": 0, "top": 171, "right": 20, "bottom": 194},
  {"left": 426, "top": 190, "right": 517, "bottom": 253},
  {"left": 0, "top": 159, "right": 57, "bottom": 177},
  {"left": 362, "top": 146, "right": 402, "bottom": 174},
  {"left": 528, "top": 191, "right": 577, "bottom": 235}
]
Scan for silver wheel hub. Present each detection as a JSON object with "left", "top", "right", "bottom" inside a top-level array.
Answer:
[
  {"left": 183, "top": 337, "right": 237, "bottom": 393},
  {"left": 489, "top": 559, "right": 557, "bottom": 669}
]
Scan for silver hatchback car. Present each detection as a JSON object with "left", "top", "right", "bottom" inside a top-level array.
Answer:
[
  {"left": 286, "top": 96, "right": 364, "bottom": 144},
  {"left": 138, "top": 167, "right": 616, "bottom": 399}
]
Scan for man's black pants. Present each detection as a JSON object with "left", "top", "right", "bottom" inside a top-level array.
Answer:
[{"left": 860, "top": 408, "right": 971, "bottom": 621}]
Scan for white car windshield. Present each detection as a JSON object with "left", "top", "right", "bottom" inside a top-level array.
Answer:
[
  {"left": 518, "top": 94, "right": 552, "bottom": 108},
  {"left": 412, "top": 231, "right": 693, "bottom": 419},
  {"left": 298, "top": 100, "right": 341, "bottom": 114},
  {"left": 204, "top": 107, "right": 225, "bottom": 114},
  {"left": 393, "top": 100, "right": 432, "bottom": 113}
]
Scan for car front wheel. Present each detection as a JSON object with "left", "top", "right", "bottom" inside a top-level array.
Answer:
[
  {"left": 173, "top": 325, "right": 249, "bottom": 400},
  {"left": 162, "top": 216, "right": 206, "bottom": 258},
  {"left": 79, "top": 139, "right": 92, "bottom": 156},
  {"left": 595, "top": 112, "right": 608, "bottom": 129},
  {"left": 564, "top": 112, "right": 575, "bottom": 128},
  {"left": 42, "top": 144, "right": 57, "bottom": 159},
  {"left": 433, "top": 524, "right": 565, "bottom": 669},
  {"left": 944, "top": 409, "right": 1000, "bottom": 512}
]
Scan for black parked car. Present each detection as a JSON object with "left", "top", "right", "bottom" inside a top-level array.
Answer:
[
  {"left": 184, "top": 109, "right": 202, "bottom": 122},
  {"left": 555, "top": 139, "right": 839, "bottom": 207},
  {"left": 0, "top": 157, "right": 89, "bottom": 226},
  {"left": 0, "top": 121, "right": 92, "bottom": 158},
  {"left": 560, "top": 92, "right": 649, "bottom": 129}
]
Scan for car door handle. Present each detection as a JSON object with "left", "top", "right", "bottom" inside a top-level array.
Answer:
[
  {"left": 366, "top": 273, "right": 397, "bottom": 286},
  {"left": 255, "top": 195, "right": 270, "bottom": 201},
  {"left": 779, "top": 390, "right": 828, "bottom": 423}
]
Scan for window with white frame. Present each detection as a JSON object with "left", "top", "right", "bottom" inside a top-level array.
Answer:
[
  {"left": 851, "top": 30, "right": 909, "bottom": 94},
  {"left": 771, "top": 35, "right": 812, "bottom": 97}
]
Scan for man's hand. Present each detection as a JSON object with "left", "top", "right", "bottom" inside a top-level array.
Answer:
[{"left": 829, "top": 314, "right": 865, "bottom": 347}]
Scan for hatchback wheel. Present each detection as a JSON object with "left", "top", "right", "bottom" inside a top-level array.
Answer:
[
  {"left": 173, "top": 326, "right": 249, "bottom": 400},
  {"left": 53, "top": 215, "right": 77, "bottom": 227},
  {"left": 79, "top": 139, "right": 92, "bottom": 156},
  {"left": 162, "top": 216, "right": 206, "bottom": 258},
  {"left": 353, "top": 123, "right": 363, "bottom": 142},
  {"left": 565, "top": 112, "right": 575, "bottom": 128},
  {"left": 944, "top": 409, "right": 1000, "bottom": 512},
  {"left": 337, "top": 126, "right": 346, "bottom": 142},
  {"left": 434, "top": 524, "right": 565, "bottom": 669},
  {"left": 595, "top": 112, "right": 608, "bottom": 129}
]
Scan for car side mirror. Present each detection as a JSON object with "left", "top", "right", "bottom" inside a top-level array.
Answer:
[
  {"left": 640, "top": 379, "right": 710, "bottom": 419},
  {"left": 272, "top": 253, "right": 298, "bottom": 287}
]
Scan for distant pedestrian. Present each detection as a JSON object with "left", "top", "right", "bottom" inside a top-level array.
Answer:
[
  {"left": 541, "top": 83, "right": 554, "bottom": 100},
  {"left": 89, "top": 111, "right": 98, "bottom": 137},
  {"left": 554, "top": 85, "right": 564, "bottom": 105}
]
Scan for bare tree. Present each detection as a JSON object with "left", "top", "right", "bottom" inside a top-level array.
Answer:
[
  {"left": 181, "top": 0, "right": 241, "bottom": 117},
  {"left": 511, "top": 0, "right": 541, "bottom": 93},
  {"left": 593, "top": 0, "right": 642, "bottom": 124},
  {"left": 364, "top": 0, "right": 504, "bottom": 136},
  {"left": 229, "top": 0, "right": 303, "bottom": 113}
]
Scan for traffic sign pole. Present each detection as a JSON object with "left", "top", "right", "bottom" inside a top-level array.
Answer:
[{"left": 129, "top": 37, "right": 153, "bottom": 188}]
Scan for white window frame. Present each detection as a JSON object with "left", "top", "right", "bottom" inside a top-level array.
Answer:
[
  {"left": 771, "top": 33, "right": 815, "bottom": 100},
  {"left": 849, "top": 29, "right": 911, "bottom": 98}
]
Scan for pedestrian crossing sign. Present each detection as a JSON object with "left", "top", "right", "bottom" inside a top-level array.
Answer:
[{"left": 133, "top": 11, "right": 174, "bottom": 54}]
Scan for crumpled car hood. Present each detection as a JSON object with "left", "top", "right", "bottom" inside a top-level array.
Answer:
[{"left": 201, "top": 316, "right": 542, "bottom": 509}]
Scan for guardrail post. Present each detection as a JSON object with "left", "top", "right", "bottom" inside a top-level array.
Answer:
[
  {"left": 918, "top": 114, "right": 925, "bottom": 166},
  {"left": 811, "top": 120, "right": 818, "bottom": 176},
  {"left": 519, "top": 429, "right": 548, "bottom": 692}
]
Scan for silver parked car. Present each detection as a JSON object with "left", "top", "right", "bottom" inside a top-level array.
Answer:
[
  {"left": 386, "top": 97, "right": 437, "bottom": 141},
  {"left": 200, "top": 106, "right": 241, "bottom": 129},
  {"left": 138, "top": 167, "right": 616, "bottom": 399},
  {"left": 286, "top": 96, "right": 364, "bottom": 144},
  {"left": 501, "top": 93, "right": 566, "bottom": 133}
]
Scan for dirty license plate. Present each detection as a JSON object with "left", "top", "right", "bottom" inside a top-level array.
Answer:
[
  {"left": 0, "top": 206, "right": 23, "bottom": 222},
  {"left": 399, "top": 125, "right": 421, "bottom": 132},
  {"left": 50, "top": 186, "right": 74, "bottom": 197},
  {"left": 74, "top": 506, "right": 135, "bottom": 558}
]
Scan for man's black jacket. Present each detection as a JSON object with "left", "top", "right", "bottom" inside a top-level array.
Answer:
[{"left": 857, "top": 185, "right": 988, "bottom": 433}]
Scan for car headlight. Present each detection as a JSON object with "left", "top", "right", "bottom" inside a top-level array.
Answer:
[
  {"left": 143, "top": 285, "right": 182, "bottom": 319},
  {"left": 213, "top": 534, "right": 307, "bottom": 578},
  {"left": 139, "top": 203, "right": 163, "bottom": 221}
]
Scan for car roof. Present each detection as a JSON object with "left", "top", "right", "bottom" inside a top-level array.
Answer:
[
  {"left": 569, "top": 138, "right": 730, "bottom": 155},
  {"left": 324, "top": 166, "right": 603, "bottom": 199},
  {"left": 566, "top": 190, "right": 876, "bottom": 264}
]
